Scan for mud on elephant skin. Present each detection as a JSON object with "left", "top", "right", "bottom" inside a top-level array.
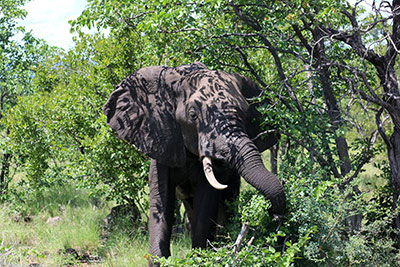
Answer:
[{"left": 103, "top": 62, "right": 286, "bottom": 263}]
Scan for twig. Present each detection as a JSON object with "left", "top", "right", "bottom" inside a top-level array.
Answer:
[
  {"left": 159, "top": 27, "right": 203, "bottom": 34},
  {"left": 251, "top": 129, "right": 278, "bottom": 142},
  {"left": 340, "top": 129, "right": 379, "bottom": 189},
  {"left": 247, "top": 234, "right": 255, "bottom": 246},
  {"left": 282, "top": 130, "right": 342, "bottom": 178},
  {"left": 207, "top": 239, "right": 219, "bottom": 252}
]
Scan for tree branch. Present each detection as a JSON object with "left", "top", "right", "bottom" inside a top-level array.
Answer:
[
  {"left": 292, "top": 24, "right": 313, "bottom": 55},
  {"left": 340, "top": 129, "right": 379, "bottom": 188},
  {"left": 159, "top": 28, "right": 202, "bottom": 34},
  {"left": 233, "top": 222, "right": 249, "bottom": 254},
  {"left": 232, "top": 46, "right": 295, "bottom": 112},
  {"left": 282, "top": 130, "right": 342, "bottom": 178},
  {"left": 319, "top": 21, "right": 386, "bottom": 73},
  {"left": 376, "top": 107, "right": 392, "bottom": 148},
  {"left": 385, "top": 1, "right": 400, "bottom": 64},
  {"left": 230, "top": 3, "right": 304, "bottom": 113}
]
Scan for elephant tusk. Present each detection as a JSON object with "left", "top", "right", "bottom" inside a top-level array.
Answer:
[{"left": 202, "top": 157, "right": 228, "bottom": 190}]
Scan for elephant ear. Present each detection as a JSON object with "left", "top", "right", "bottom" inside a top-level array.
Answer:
[
  {"left": 232, "top": 73, "right": 279, "bottom": 152},
  {"left": 103, "top": 66, "right": 186, "bottom": 167}
]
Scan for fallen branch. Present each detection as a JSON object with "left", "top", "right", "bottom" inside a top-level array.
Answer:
[{"left": 233, "top": 222, "right": 250, "bottom": 254}]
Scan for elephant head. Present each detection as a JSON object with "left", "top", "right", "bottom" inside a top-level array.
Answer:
[{"left": 103, "top": 62, "right": 286, "bottom": 216}]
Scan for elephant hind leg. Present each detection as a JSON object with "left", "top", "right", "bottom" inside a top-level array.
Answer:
[{"left": 181, "top": 197, "right": 193, "bottom": 232}]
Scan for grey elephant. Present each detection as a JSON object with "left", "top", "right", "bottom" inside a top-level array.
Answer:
[{"left": 103, "top": 62, "right": 286, "bottom": 263}]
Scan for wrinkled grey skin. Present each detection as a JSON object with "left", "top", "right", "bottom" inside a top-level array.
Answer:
[{"left": 103, "top": 62, "right": 286, "bottom": 264}]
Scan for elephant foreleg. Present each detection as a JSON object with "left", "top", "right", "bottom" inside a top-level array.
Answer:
[
  {"left": 190, "top": 171, "right": 240, "bottom": 248},
  {"left": 148, "top": 160, "right": 175, "bottom": 262},
  {"left": 191, "top": 181, "right": 220, "bottom": 248}
]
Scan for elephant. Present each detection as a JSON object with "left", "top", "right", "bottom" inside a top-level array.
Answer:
[{"left": 103, "top": 62, "right": 286, "bottom": 264}]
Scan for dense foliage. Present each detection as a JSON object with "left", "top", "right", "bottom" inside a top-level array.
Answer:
[
  {"left": 1, "top": 0, "right": 400, "bottom": 266},
  {"left": 5, "top": 34, "right": 151, "bottom": 213}
]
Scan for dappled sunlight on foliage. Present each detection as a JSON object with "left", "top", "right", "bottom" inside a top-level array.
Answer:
[{"left": 1, "top": 0, "right": 400, "bottom": 266}]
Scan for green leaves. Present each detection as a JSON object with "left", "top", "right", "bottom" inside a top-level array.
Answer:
[
  {"left": 0, "top": 0, "right": 54, "bottom": 195},
  {"left": 157, "top": 188, "right": 315, "bottom": 266},
  {"left": 2, "top": 0, "right": 399, "bottom": 265},
  {"left": 4, "top": 32, "right": 152, "bottom": 208},
  {"left": 239, "top": 191, "right": 271, "bottom": 227}
]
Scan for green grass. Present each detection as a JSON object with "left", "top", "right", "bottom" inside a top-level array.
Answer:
[
  {"left": 0, "top": 185, "right": 192, "bottom": 266},
  {"left": 0, "top": 189, "right": 108, "bottom": 265},
  {"left": 100, "top": 232, "right": 191, "bottom": 266}
]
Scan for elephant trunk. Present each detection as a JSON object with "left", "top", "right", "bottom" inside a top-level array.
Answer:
[{"left": 230, "top": 136, "right": 286, "bottom": 216}]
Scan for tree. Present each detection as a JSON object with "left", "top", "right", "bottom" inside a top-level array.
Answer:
[
  {"left": 222, "top": 0, "right": 400, "bottom": 244},
  {"left": 317, "top": 1, "right": 400, "bottom": 243},
  {"left": 5, "top": 32, "right": 160, "bottom": 214},
  {"left": 0, "top": 0, "right": 51, "bottom": 196}
]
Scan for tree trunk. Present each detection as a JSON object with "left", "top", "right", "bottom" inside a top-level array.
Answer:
[
  {"left": 389, "top": 129, "right": 400, "bottom": 246},
  {"left": 389, "top": 129, "right": 400, "bottom": 190},
  {"left": 270, "top": 143, "right": 279, "bottom": 175},
  {"left": 318, "top": 56, "right": 351, "bottom": 176},
  {"left": 380, "top": 65, "right": 400, "bottom": 246},
  {"left": 0, "top": 152, "right": 11, "bottom": 196},
  {"left": 317, "top": 52, "right": 360, "bottom": 234},
  {"left": 393, "top": 191, "right": 400, "bottom": 248}
]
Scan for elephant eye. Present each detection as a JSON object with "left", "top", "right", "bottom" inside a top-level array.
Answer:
[{"left": 188, "top": 108, "right": 198, "bottom": 121}]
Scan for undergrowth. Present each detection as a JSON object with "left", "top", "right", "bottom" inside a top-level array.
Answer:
[
  {"left": 1, "top": 160, "right": 399, "bottom": 267},
  {"left": 0, "top": 184, "right": 191, "bottom": 266}
]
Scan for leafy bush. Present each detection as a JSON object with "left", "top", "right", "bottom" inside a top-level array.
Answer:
[
  {"left": 281, "top": 157, "right": 399, "bottom": 266},
  {"left": 154, "top": 187, "right": 313, "bottom": 266},
  {"left": 152, "top": 156, "right": 399, "bottom": 266},
  {"left": 4, "top": 34, "right": 151, "bottom": 215}
]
